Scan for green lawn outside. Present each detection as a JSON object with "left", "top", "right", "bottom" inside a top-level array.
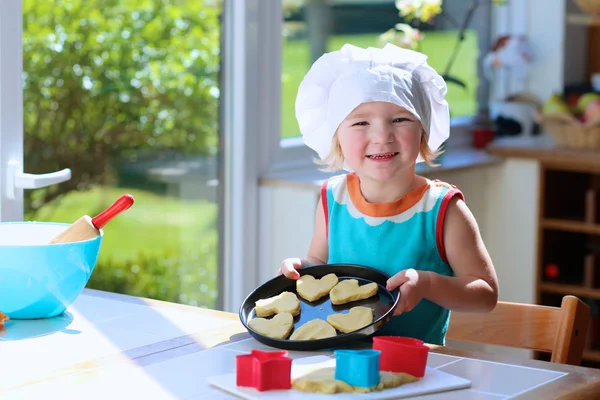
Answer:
[{"left": 281, "top": 30, "right": 479, "bottom": 138}]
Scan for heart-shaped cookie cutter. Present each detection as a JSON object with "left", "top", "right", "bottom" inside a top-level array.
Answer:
[
  {"left": 334, "top": 349, "right": 381, "bottom": 388},
  {"left": 372, "top": 336, "right": 429, "bottom": 378}
]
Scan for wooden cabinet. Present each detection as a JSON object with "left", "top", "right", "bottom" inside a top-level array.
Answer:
[
  {"left": 535, "top": 164, "right": 600, "bottom": 367},
  {"left": 487, "top": 137, "right": 600, "bottom": 366}
]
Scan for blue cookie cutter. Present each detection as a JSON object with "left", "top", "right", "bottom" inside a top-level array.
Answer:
[{"left": 334, "top": 349, "right": 381, "bottom": 388}]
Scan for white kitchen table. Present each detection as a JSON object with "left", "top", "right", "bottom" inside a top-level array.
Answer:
[{"left": 1, "top": 289, "right": 599, "bottom": 399}]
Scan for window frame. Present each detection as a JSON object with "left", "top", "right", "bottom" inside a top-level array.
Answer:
[
  {"left": 0, "top": 0, "right": 25, "bottom": 221},
  {"left": 219, "top": 0, "right": 283, "bottom": 312}
]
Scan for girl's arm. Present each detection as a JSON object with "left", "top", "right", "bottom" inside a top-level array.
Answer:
[
  {"left": 279, "top": 195, "right": 329, "bottom": 278},
  {"left": 422, "top": 196, "right": 499, "bottom": 312}
]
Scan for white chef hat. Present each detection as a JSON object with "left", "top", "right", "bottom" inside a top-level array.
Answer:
[{"left": 295, "top": 43, "right": 449, "bottom": 166}]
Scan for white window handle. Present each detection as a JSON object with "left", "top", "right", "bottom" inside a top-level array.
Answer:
[{"left": 6, "top": 160, "right": 71, "bottom": 200}]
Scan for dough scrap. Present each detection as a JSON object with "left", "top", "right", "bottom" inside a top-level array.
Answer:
[
  {"left": 248, "top": 312, "right": 294, "bottom": 339},
  {"left": 296, "top": 273, "right": 338, "bottom": 302},
  {"left": 380, "top": 371, "right": 419, "bottom": 388},
  {"left": 330, "top": 279, "right": 378, "bottom": 305},
  {"left": 292, "top": 367, "right": 419, "bottom": 394},
  {"left": 326, "top": 306, "right": 373, "bottom": 333},
  {"left": 289, "top": 318, "right": 337, "bottom": 340},
  {"left": 255, "top": 291, "right": 300, "bottom": 317}
]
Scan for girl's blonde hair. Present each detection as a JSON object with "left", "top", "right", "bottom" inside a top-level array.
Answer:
[{"left": 315, "top": 131, "right": 443, "bottom": 172}]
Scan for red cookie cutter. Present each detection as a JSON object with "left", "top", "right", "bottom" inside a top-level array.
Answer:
[
  {"left": 372, "top": 336, "right": 430, "bottom": 378},
  {"left": 236, "top": 349, "right": 292, "bottom": 391}
]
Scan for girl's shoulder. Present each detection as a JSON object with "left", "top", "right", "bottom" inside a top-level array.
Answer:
[
  {"left": 425, "top": 178, "right": 464, "bottom": 202},
  {"left": 321, "top": 173, "right": 350, "bottom": 194}
]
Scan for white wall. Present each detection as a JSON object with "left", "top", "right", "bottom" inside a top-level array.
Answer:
[
  {"left": 483, "top": 159, "right": 540, "bottom": 305},
  {"left": 258, "top": 185, "right": 318, "bottom": 284}
]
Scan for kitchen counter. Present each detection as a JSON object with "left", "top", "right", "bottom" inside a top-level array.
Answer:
[
  {"left": 2, "top": 289, "right": 600, "bottom": 399},
  {"left": 261, "top": 134, "right": 600, "bottom": 191},
  {"left": 487, "top": 135, "right": 600, "bottom": 173}
]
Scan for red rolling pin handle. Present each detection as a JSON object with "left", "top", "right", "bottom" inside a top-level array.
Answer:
[{"left": 91, "top": 194, "right": 135, "bottom": 229}]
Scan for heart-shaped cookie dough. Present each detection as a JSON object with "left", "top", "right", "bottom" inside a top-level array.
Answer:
[
  {"left": 290, "top": 318, "right": 337, "bottom": 340},
  {"left": 248, "top": 312, "right": 294, "bottom": 339},
  {"left": 327, "top": 306, "right": 373, "bottom": 333},
  {"left": 296, "top": 273, "right": 339, "bottom": 302},
  {"left": 255, "top": 291, "right": 301, "bottom": 317},
  {"left": 329, "top": 279, "right": 378, "bottom": 305}
]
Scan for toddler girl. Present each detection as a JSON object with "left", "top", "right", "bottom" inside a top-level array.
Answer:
[{"left": 279, "top": 43, "right": 498, "bottom": 345}]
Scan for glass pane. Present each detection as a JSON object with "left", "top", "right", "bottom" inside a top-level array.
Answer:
[
  {"left": 281, "top": 0, "right": 480, "bottom": 139},
  {"left": 22, "top": 0, "right": 223, "bottom": 309}
]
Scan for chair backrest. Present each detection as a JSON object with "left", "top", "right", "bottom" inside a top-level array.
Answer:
[{"left": 446, "top": 295, "right": 590, "bottom": 365}]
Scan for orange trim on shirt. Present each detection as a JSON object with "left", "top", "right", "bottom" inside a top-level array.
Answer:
[{"left": 346, "top": 173, "right": 431, "bottom": 218}]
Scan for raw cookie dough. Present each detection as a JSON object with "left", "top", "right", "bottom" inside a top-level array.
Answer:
[
  {"left": 289, "top": 318, "right": 337, "bottom": 340},
  {"left": 296, "top": 273, "right": 338, "bottom": 302},
  {"left": 326, "top": 306, "right": 373, "bottom": 333},
  {"left": 255, "top": 291, "right": 300, "bottom": 317},
  {"left": 330, "top": 279, "right": 378, "bottom": 305},
  {"left": 248, "top": 312, "right": 294, "bottom": 339},
  {"left": 380, "top": 371, "right": 420, "bottom": 388},
  {"left": 292, "top": 367, "right": 419, "bottom": 394}
]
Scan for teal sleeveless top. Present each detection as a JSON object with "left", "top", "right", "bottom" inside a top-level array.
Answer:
[{"left": 321, "top": 173, "right": 463, "bottom": 345}]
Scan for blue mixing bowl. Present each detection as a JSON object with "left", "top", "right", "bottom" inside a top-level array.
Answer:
[{"left": 0, "top": 222, "right": 102, "bottom": 319}]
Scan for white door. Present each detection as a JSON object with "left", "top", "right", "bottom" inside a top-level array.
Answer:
[{"left": 0, "top": 0, "right": 71, "bottom": 221}]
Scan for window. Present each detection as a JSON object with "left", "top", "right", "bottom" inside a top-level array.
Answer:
[
  {"left": 273, "top": 0, "right": 493, "bottom": 170},
  {"left": 1, "top": 0, "right": 281, "bottom": 314},
  {"left": 20, "top": 0, "right": 224, "bottom": 308}
]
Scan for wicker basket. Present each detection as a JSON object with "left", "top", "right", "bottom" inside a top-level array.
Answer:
[
  {"left": 574, "top": 0, "right": 600, "bottom": 15},
  {"left": 540, "top": 114, "right": 600, "bottom": 149}
]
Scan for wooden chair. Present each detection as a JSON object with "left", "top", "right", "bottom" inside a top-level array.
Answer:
[{"left": 446, "top": 295, "right": 591, "bottom": 365}]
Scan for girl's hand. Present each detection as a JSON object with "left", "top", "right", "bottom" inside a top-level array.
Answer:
[
  {"left": 386, "top": 268, "right": 429, "bottom": 316},
  {"left": 278, "top": 258, "right": 303, "bottom": 279}
]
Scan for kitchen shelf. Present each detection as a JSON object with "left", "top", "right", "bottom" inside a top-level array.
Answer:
[
  {"left": 542, "top": 219, "right": 600, "bottom": 235},
  {"left": 540, "top": 282, "right": 600, "bottom": 300},
  {"left": 584, "top": 350, "right": 600, "bottom": 362},
  {"left": 536, "top": 165, "right": 600, "bottom": 367}
]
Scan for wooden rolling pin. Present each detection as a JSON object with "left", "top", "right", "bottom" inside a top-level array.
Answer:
[{"left": 49, "top": 194, "right": 134, "bottom": 244}]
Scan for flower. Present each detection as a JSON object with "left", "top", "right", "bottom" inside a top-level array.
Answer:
[
  {"left": 395, "top": 0, "right": 443, "bottom": 23},
  {"left": 378, "top": 23, "right": 424, "bottom": 50}
]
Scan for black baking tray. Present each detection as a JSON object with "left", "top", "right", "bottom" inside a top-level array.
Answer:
[{"left": 239, "top": 264, "right": 400, "bottom": 351}]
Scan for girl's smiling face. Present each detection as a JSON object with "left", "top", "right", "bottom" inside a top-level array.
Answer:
[{"left": 337, "top": 101, "right": 422, "bottom": 182}]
